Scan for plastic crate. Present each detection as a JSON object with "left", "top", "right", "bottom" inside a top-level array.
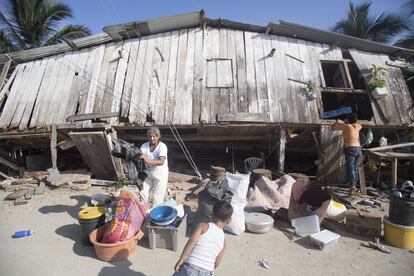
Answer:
[
  {"left": 310, "top": 230, "right": 340, "bottom": 250},
  {"left": 147, "top": 214, "right": 187, "bottom": 251}
]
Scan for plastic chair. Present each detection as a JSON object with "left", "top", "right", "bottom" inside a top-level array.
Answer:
[{"left": 244, "top": 157, "right": 264, "bottom": 173}]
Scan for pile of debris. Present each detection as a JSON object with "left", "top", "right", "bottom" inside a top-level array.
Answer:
[{"left": 0, "top": 169, "right": 92, "bottom": 206}]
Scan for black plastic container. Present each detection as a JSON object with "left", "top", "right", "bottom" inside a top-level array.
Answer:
[
  {"left": 389, "top": 194, "right": 414, "bottom": 226},
  {"left": 79, "top": 215, "right": 106, "bottom": 243}
]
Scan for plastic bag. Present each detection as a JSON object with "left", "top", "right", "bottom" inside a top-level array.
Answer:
[
  {"left": 223, "top": 172, "right": 250, "bottom": 235},
  {"left": 102, "top": 189, "right": 148, "bottom": 243}
]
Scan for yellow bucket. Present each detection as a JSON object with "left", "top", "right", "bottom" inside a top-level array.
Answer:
[{"left": 384, "top": 217, "right": 414, "bottom": 249}]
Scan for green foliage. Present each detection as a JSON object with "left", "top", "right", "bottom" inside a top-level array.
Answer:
[
  {"left": 331, "top": 1, "right": 410, "bottom": 43},
  {"left": 368, "top": 64, "right": 388, "bottom": 89},
  {"left": 0, "top": 0, "right": 91, "bottom": 54},
  {"left": 114, "top": 178, "right": 129, "bottom": 190},
  {"left": 306, "top": 82, "right": 317, "bottom": 92}
]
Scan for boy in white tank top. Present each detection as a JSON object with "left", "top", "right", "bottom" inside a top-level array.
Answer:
[{"left": 173, "top": 201, "right": 233, "bottom": 276}]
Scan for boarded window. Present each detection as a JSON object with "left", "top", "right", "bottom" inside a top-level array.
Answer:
[{"left": 206, "top": 59, "right": 233, "bottom": 88}]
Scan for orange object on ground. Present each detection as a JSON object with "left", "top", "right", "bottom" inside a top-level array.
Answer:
[{"left": 89, "top": 223, "right": 144, "bottom": 262}]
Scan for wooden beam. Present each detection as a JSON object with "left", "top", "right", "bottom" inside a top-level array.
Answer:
[
  {"left": 391, "top": 158, "right": 398, "bottom": 189},
  {"left": 57, "top": 139, "right": 75, "bottom": 150},
  {"left": 217, "top": 113, "right": 265, "bottom": 123},
  {"left": 320, "top": 87, "right": 367, "bottom": 94},
  {"left": 277, "top": 128, "right": 286, "bottom": 172},
  {"left": 367, "top": 142, "right": 414, "bottom": 152},
  {"left": 120, "top": 134, "right": 266, "bottom": 142},
  {"left": 51, "top": 124, "right": 57, "bottom": 169},
  {"left": 0, "top": 156, "right": 19, "bottom": 171},
  {"left": 358, "top": 165, "right": 367, "bottom": 195},
  {"left": 66, "top": 112, "right": 119, "bottom": 123},
  {"left": 285, "top": 53, "right": 304, "bottom": 63}
]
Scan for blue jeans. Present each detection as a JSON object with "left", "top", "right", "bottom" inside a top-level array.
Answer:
[
  {"left": 173, "top": 263, "right": 213, "bottom": 276},
  {"left": 344, "top": 147, "right": 362, "bottom": 187}
]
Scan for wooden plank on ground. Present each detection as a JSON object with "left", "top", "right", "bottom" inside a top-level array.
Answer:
[{"left": 69, "top": 131, "right": 120, "bottom": 180}]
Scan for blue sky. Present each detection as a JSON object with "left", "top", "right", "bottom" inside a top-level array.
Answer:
[{"left": 60, "top": 0, "right": 407, "bottom": 36}]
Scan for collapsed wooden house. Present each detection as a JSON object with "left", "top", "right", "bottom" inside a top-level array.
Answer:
[{"left": 0, "top": 11, "right": 413, "bottom": 184}]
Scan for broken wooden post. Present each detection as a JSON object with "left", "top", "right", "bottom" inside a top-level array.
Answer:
[
  {"left": 358, "top": 165, "right": 367, "bottom": 195},
  {"left": 391, "top": 158, "right": 398, "bottom": 189},
  {"left": 51, "top": 124, "right": 57, "bottom": 169},
  {"left": 277, "top": 127, "right": 286, "bottom": 173}
]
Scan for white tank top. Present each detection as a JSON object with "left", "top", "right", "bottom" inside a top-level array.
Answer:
[{"left": 186, "top": 223, "right": 225, "bottom": 271}]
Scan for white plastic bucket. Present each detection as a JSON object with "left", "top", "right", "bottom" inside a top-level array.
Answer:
[{"left": 326, "top": 200, "right": 347, "bottom": 221}]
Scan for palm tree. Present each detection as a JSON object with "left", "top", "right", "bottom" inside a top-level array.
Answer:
[
  {"left": 331, "top": 1, "right": 410, "bottom": 44},
  {"left": 0, "top": 0, "right": 90, "bottom": 54},
  {"left": 395, "top": 0, "right": 414, "bottom": 49}
]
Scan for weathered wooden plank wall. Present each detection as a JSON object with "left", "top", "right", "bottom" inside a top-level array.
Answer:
[{"left": 1, "top": 27, "right": 412, "bottom": 131}]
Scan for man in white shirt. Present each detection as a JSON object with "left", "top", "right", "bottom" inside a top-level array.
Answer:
[{"left": 139, "top": 127, "right": 169, "bottom": 206}]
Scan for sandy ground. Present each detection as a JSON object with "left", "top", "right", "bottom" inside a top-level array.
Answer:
[{"left": 0, "top": 186, "right": 413, "bottom": 276}]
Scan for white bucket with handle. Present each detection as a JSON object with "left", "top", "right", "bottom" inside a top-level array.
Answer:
[{"left": 326, "top": 200, "right": 347, "bottom": 221}]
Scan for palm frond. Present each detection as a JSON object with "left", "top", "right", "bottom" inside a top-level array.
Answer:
[{"left": 44, "top": 24, "right": 91, "bottom": 46}]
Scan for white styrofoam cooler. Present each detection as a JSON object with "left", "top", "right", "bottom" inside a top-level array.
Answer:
[{"left": 310, "top": 230, "right": 340, "bottom": 250}]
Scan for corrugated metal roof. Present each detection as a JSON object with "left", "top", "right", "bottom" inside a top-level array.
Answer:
[
  {"left": 268, "top": 20, "right": 414, "bottom": 58},
  {"left": 1, "top": 11, "right": 413, "bottom": 63},
  {"left": 103, "top": 10, "right": 204, "bottom": 40}
]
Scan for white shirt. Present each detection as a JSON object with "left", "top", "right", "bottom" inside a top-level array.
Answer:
[
  {"left": 186, "top": 223, "right": 225, "bottom": 271},
  {"left": 140, "top": 141, "right": 168, "bottom": 174}
]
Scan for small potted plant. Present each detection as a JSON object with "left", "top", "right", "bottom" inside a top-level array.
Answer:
[
  {"left": 306, "top": 81, "right": 317, "bottom": 100},
  {"left": 368, "top": 64, "right": 388, "bottom": 99}
]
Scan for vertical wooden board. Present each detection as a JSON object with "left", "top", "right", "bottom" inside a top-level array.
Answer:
[
  {"left": 287, "top": 37, "right": 311, "bottom": 124},
  {"left": 216, "top": 28, "right": 229, "bottom": 117},
  {"left": 153, "top": 32, "right": 172, "bottom": 125},
  {"left": 9, "top": 60, "right": 43, "bottom": 128},
  {"left": 244, "top": 31, "right": 258, "bottom": 113},
  {"left": 129, "top": 36, "right": 148, "bottom": 123},
  {"left": 147, "top": 33, "right": 165, "bottom": 124},
  {"left": 262, "top": 34, "right": 281, "bottom": 123},
  {"left": 227, "top": 29, "right": 238, "bottom": 113},
  {"left": 208, "top": 28, "right": 221, "bottom": 123},
  {"left": 29, "top": 55, "right": 57, "bottom": 127},
  {"left": 0, "top": 64, "right": 21, "bottom": 106},
  {"left": 0, "top": 63, "right": 32, "bottom": 128},
  {"left": 349, "top": 49, "right": 401, "bottom": 125},
  {"left": 304, "top": 41, "right": 325, "bottom": 113},
  {"left": 181, "top": 28, "right": 196, "bottom": 124},
  {"left": 317, "top": 125, "right": 347, "bottom": 184},
  {"left": 235, "top": 30, "right": 248, "bottom": 112},
  {"left": 54, "top": 52, "right": 81, "bottom": 124},
  {"left": 296, "top": 40, "right": 320, "bottom": 123},
  {"left": 269, "top": 35, "right": 288, "bottom": 123},
  {"left": 63, "top": 48, "right": 90, "bottom": 121},
  {"left": 289, "top": 38, "right": 315, "bottom": 123},
  {"left": 18, "top": 59, "right": 49, "bottom": 130},
  {"left": 69, "top": 131, "right": 119, "bottom": 180},
  {"left": 94, "top": 42, "right": 122, "bottom": 115},
  {"left": 164, "top": 31, "right": 179, "bottom": 124},
  {"left": 278, "top": 36, "right": 299, "bottom": 123},
  {"left": 93, "top": 43, "right": 116, "bottom": 114},
  {"left": 48, "top": 51, "right": 78, "bottom": 125},
  {"left": 192, "top": 27, "right": 204, "bottom": 124},
  {"left": 36, "top": 53, "right": 68, "bottom": 127},
  {"left": 136, "top": 34, "right": 156, "bottom": 124},
  {"left": 110, "top": 41, "right": 132, "bottom": 125},
  {"left": 254, "top": 33, "right": 269, "bottom": 121},
  {"left": 173, "top": 29, "right": 190, "bottom": 124},
  {"left": 200, "top": 27, "right": 212, "bottom": 123},
  {"left": 121, "top": 38, "right": 140, "bottom": 118},
  {"left": 380, "top": 55, "right": 412, "bottom": 124}
]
